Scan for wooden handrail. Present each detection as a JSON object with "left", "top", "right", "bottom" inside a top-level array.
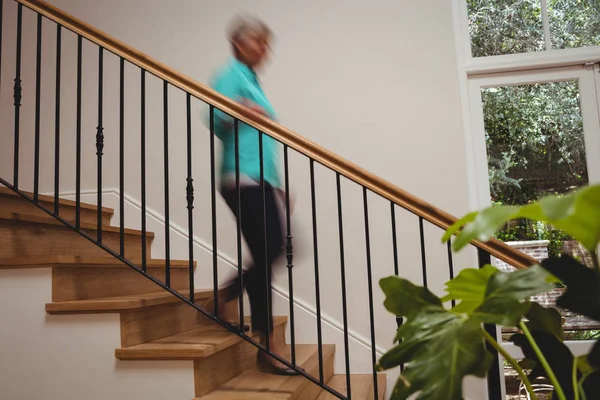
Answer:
[{"left": 20, "top": 0, "right": 537, "bottom": 270}]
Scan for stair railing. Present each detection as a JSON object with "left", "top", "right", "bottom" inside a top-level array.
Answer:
[{"left": 0, "top": 1, "right": 538, "bottom": 398}]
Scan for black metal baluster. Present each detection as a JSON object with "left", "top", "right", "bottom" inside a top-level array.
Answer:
[
  {"left": 283, "top": 145, "right": 296, "bottom": 366},
  {"left": 53, "top": 25, "right": 61, "bottom": 215},
  {"left": 447, "top": 239, "right": 456, "bottom": 307},
  {"left": 75, "top": 35, "right": 82, "bottom": 229},
  {"left": 309, "top": 159, "right": 324, "bottom": 382},
  {"left": 163, "top": 80, "right": 171, "bottom": 287},
  {"left": 209, "top": 105, "right": 218, "bottom": 316},
  {"left": 478, "top": 249, "right": 502, "bottom": 400},
  {"left": 336, "top": 173, "right": 352, "bottom": 398},
  {"left": 119, "top": 57, "right": 125, "bottom": 257},
  {"left": 363, "top": 188, "right": 379, "bottom": 400},
  {"left": 391, "top": 202, "right": 404, "bottom": 371},
  {"left": 391, "top": 202, "right": 399, "bottom": 276},
  {"left": 140, "top": 69, "right": 147, "bottom": 273},
  {"left": 13, "top": 4, "right": 22, "bottom": 189},
  {"left": 259, "top": 131, "right": 272, "bottom": 350},
  {"left": 33, "top": 13, "right": 42, "bottom": 202},
  {"left": 96, "top": 47, "right": 104, "bottom": 243},
  {"left": 234, "top": 119, "right": 244, "bottom": 331},
  {"left": 419, "top": 216, "right": 428, "bottom": 287},
  {"left": 185, "top": 93, "right": 195, "bottom": 303}
]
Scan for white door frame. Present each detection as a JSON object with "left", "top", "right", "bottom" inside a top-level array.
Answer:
[
  {"left": 466, "top": 64, "right": 600, "bottom": 398},
  {"left": 467, "top": 64, "right": 600, "bottom": 210}
]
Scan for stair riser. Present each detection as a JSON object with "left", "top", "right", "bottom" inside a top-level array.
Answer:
[
  {"left": 193, "top": 322, "right": 287, "bottom": 398},
  {"left": 316, "top": 375, "right": 387, "bottom": 400},
  {"left": 0, "top": 220, "right": 152, "bottom": 259},
  {"left": 0, "top": 194, "right": 112, "bottom": 226},
  {"left": 120, "top": 297, "right": 232, "bottom": 348},
  {"left": 52, "top": 266, "right": 190, "bottom": 302},
  {"left": 292, "top": 351, "right": 335, "bottom": 400},
  {"left": 116, "top": 318, "right": 286, "bottom": 361}
]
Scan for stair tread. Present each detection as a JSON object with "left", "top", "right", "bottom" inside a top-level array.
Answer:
[
  {"left": 116, "top": 316, "right": 287, "bottom": 360},
  {"left": 0, "top": 187, "right": 114, "bottom": 214},
  {"left": 0, "top": 210, "right": 154, "bottom": 237},
  {"left": 197, "top": 344, "right": 335, "bottom": 400},
  {"left": 46, "top": 289, "right": 211, "bottom": 313},
  {"left": 0, "top": 255, "right": 195, "bottom": 269},
  {"left": 316, "top": 374, "right": 387, "bottom": 400}
]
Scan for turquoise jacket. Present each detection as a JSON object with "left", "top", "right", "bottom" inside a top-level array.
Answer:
[{"left": 208, "top": 58, "right": 281, "bottom": 188}]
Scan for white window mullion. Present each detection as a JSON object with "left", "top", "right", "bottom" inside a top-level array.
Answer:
[{"left": 540, "top": 0, "right": 553, "bottom": 51}]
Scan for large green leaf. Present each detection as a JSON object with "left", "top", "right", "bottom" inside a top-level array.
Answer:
[
  {"left": 517, "top": 186, "right": 600, "bottom": 251},
  {"left": 524, "top": 302, "right": 563, "bottom": 341},
  {"left": 446, "top": 185, "right": 600, "bottom": 252},
  {"left": 442, "top": 264, "right": 551, "bottom": 326},
  {"left": 578, "top": 355, "right": 600, "bottom": 398},
  {"left": 472, "top": 265, "right": 552, "bottom": 326},
  {"left": 380, "top": 276, "right": 442, "bottom": 321},
  {"left": 442, "top": 211, "right": 478, "bottom": 244},
  {"left": 378, "top": 308, "right": 492, "bottom": 400},
  {"left": 582, "top": 369, "right": 600, "bottom": 399},
  {"left": 448, "top": 206, "right": 519, "bottom": 251},
  {"left": 589, "top": 340, "right": 600, "bottom": 368},
  {"left": 541, "top": 257, "right": 600, "bottom": 322},
  {"left": 442, "top": 265, "right": 498, "bottom": 313}
]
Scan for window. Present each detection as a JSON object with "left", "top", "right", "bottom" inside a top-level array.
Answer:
[
  {"left": 482, "top": 81, "right": 588, "bottom": 207},
  {"left": 467, "top": 0, "right": 600, "bottom": 58},
  {"left": 548, "top": 0, "right": 600, "bottom": 50}
]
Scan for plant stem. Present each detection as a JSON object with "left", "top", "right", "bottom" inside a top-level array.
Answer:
[
  {"left": 578, "top": 379, "right": 588, "bottom": 400},
  {"left": 572, "top": 357, "right": 580, "bottom": 400},
  {"left": 519, "top": 321, "right": 567, "bottom": 400},
  {"left": 481, "top": 328, "right": 538, "bottom": 400}
]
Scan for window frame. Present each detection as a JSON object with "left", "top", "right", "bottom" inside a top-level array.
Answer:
[
  {"left": 466, "top": 66, "right": 600, "bottom": 209},
  {"left": 453, "top": 0, "right": 600, "bottom": 75}
]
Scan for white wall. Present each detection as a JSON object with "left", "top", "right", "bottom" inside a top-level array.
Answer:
[
  {"left": 0, "top": 268, "right": 195, "bottom": 400},
  {"left": 0, "top": 0, "right": 485, "bottom": 398}
]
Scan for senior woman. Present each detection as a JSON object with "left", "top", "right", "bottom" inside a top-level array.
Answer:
[{"left": 207, "top": 16, "right": 295, "bottom": 375}]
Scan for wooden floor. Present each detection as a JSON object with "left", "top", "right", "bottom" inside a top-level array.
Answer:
[{"left": 0, "top": 187, "right": 385, "bottom": 399}]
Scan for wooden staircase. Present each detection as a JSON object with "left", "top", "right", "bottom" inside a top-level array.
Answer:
[{"left": 0, "top": 187, "right": 385, "bottom": 400}]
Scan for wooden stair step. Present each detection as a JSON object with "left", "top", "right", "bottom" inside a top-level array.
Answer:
[
  {"left": 0, "top": 210, "right": 153, "bottom": 259},
  {"left": 0, "top": 187, "right": 114, "bottom": 214},
  {"left": 0, "top": 211, "right": 153, "bottom": 237},
  {"left": 0, "top": 255, "right": 194, "bottom": 269},
  {"left": 116, "top": 316, "right": 287, "bottom": 360},
  {"left": 0, "top": 186, "right": 114, "bottom": 225},
  {"left": 195, "top": 344, "right": 335, "bottom": 400},
  {"left": 316, "top": 374, "right": 387, "bottom": 400},
  {"left": 46, "top": 290, "right": 211, "bottom": 314}
]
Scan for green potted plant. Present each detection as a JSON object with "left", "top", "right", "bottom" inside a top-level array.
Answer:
[{"left": 377, "top": 185, "right": 600, "bottom": 400}]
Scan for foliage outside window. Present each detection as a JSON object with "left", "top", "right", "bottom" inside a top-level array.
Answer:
[
  {"left": 549, "top": 0, "right": 600, "bottom": 50},
  {"left": 483, "top": 81, "right": 588, "bottom": 262},
  {"left": 467, "top": 0, "right": 600, "bottom": 57}
]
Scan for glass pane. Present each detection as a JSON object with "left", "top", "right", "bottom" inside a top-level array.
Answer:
[
  {"left": 482, "top": 81, "right": 588, "bottom": 206},
  {"left": 483, "top": 80, "right": 593, "bottom": 270},
  {"left": 467, "top": 0, "right": 545, "bottom": 57},
  {"left": 548, "top": 0, "right": 600, "bottom": 49}
]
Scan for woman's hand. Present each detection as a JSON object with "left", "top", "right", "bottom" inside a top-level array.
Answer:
[{"left": 241, "top": 98, "right": 269, "bottom": 117}]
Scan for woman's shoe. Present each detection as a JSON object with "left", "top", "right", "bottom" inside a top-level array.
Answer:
[
  {"left": 256, "top": 351, "right": 300, "bottom": 376},
  {"left": 223, "top": 320, "right": 250, "bottom": 332}
]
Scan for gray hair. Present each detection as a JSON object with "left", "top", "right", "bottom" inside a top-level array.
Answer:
[{"left": 227, "top": 14, "right": 271, "bottom": 43}]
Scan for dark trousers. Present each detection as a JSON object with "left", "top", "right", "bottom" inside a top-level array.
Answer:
[{"left": 222, "top": 184, "right": 284, "bottom": 336}]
